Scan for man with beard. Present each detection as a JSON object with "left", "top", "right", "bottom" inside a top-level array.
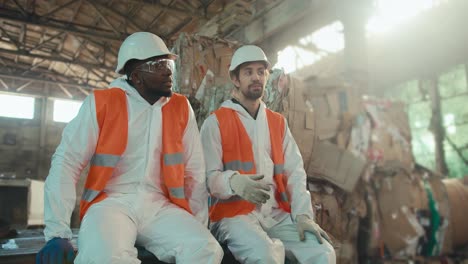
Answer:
[
  {"left": 200, "top": 45, "right": 336, "bottom": 264},
  {"left": 36, "top": 32, "right": 223, "bottom": 264}
]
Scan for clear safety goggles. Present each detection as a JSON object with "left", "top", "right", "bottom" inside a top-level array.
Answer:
[{"left": 134, "top": 58, "right": 175, "bottom": 74}]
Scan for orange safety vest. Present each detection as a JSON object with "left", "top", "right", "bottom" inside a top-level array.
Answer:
[
  {"left": 209, "top": 107, "right": 291, "bottom": 222},
  {"left": 79, "top": 88, "right": 191, "bottom": 219}
]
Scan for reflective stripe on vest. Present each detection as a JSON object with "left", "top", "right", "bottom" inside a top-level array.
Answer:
[
  {"left": 90, "top": 154, "right": 120, "bottom": 167},
  {"left": 209, "top": 107, "right": 291, "bottom": 222},
  {"left": 161, "top": 93, "right": 191, "bottom": 213},
  {"left": 163, "top": 152, "right": 184, "bottom": 166},
  {"left": 82, "top": 188, "right": 100, "bottom": 202},
  {"left": 274, "top": 164, "right": 284, "bottom": 175},
  {"left": 224, "top": 160, "right": 254, "bottom": 171},
  {"left": 79, "top": 89, "right": 191, "bottom": 219},
  {"left": 169, "top": 186, "right": 185, "bottom": 199},
  {"left": 267, "top": 109, "right": 291, "bottom": 212},
  {"left": 79, "top": 88, "right": 128, "bottom": 220}
]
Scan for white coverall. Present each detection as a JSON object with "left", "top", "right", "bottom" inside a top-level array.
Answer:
[
  {"left": 44, "top": 77, "right": 223, "bottom": 264},
  {"left": 200, "top": 100, "right": 336, "bottom": 264}
]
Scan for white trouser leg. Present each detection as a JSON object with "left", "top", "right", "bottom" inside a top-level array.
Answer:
[
  {"left": 268, "top": 217, "right": 336, "bottom": 264},
  {"left": 75, "top": 198, "right": 140, "bottom": 264},
  {"left": 212, "top": 214, "right": 285, "bottom": 264},
  {"left": 137, "top": 205, "right": 223, "bottom": 264}
]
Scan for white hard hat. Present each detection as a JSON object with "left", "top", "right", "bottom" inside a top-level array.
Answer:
[
  {"left": 229, "top": 45, "right": 270, "bottom": 72},
  {"left": 115, "top": 32, "right": 177, "bottom": 74}
]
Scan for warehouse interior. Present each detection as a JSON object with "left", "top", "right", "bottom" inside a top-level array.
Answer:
[{"left": 0, "top": 0, "right": 467, "bottom": 263}]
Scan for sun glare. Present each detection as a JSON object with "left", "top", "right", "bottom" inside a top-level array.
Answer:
[
  {"left": 367, "top": 0, "right": 446, "bottom": 34},
  {"left": 275, "top": 0, "right": 447, "bottom": 74}
]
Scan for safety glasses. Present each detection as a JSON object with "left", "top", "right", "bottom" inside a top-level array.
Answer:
[{"left": 134, "top": 58, "right": 175, "bottom": 74}]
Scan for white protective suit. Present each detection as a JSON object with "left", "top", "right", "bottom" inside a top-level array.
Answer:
[
  {"left": 200, "top": 99, "right": 336, "bottom": 264},
  {"left": 44, "top": 77, "right": 223, "bottom": 264}
]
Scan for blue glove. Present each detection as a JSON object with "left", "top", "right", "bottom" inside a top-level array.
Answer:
[{"left": 36, "top": 237, "right": 75, "bottom": 264}]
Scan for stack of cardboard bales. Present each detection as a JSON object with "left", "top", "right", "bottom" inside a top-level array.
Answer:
[
  {"left": 308, "top": 181, "right": 367, "bottom": 264},
  {"left": 442, "top": 177, "right": 468, "bottom": 254},
  {"left": 172, "top": 34, "right": 463, "bottom": 262},
  {"left": 171, "top": 33, "right": 239, "bottom": 126},
  {"left": 263, "top": 74, "right": 456, "bottom": 262},
  {"left": 295, "top": 81, "right": 457, "bottom": 262},
  {"left": 283, "top": 79, "right": 369, "bottom": 263},
  {"left": 256, "top": 73, "right": 369, "bottom": 262}
]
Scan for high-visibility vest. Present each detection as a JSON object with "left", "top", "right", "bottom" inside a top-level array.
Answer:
[
  {"left": 209, "top": 107, "right": 291, "bottom": 222},
  {"left": 79, "top": 88, "right": 191, "bottom": 219}
]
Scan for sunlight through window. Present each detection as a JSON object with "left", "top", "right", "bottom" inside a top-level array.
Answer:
[
  {"left": 0, "top": 93, "right": 35, "bottom": 119},
  {"left": 274, "top": 1, "right": 448, "bottom": 74},
  {"left": 444, "top": 113, "right": 456, "bottom": 134},
  {"left": 274, "top": 21, "right": 344, "bottom": 74},
  {"left": 274, "top": 46, "right": 323, "bottom": 74},
  {"left": 53, "top": 99, "right": 83, "bottom": 123},
  {"left": 299, "top": 21, "right": 344, "bottom": 53},
  {"left": 367, "top": 0, "right": 446, "bottom": 34}
]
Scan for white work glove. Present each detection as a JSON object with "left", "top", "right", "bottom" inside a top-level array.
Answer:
[
  {"left": 296, "top": 214, "right": 332, "bottom": 245},
  {"left": 229, "top": 173, "right": 270, "bottom": 205}
]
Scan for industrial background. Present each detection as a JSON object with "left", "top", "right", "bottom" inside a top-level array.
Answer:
[{"left": 0, "top": 0, "right": 467, "bottom": 263}]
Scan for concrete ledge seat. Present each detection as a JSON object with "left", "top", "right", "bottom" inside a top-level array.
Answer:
[
  {"left": 137, "top": 244, "right": 239, "bottom": 264},
  {"left": 0, "top": 229, "right": 239, "bottom": 264}
]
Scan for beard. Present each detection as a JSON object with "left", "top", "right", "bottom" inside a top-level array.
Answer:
[
  {"left": 242, "top": 82, "right": 264, "bottom": 100},
  {"left": 148, "top": 88, "right": 172, "bottom": 97},
  {"left": 142, "top": 78, "right": 173, "bottom": 97}
]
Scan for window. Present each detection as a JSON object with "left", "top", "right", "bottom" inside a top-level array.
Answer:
[
  {"left": 274, "top": 21, "right": 344, "bottom": 74},
  {"left": 367, "top": 0, "right": 447, "bottom": 34},
  {"left": 0, "top": 93, "right": 35, "bottom": 119},
  {"left": 274, "top": 1, "right": 449, "bottom": 74},
  {"left": 53, "top": 99, "right": 83, "bottom": 123}
]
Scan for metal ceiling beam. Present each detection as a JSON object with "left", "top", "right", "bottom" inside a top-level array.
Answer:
[
  {"left": 30, "top": 0, "right": 37, "bottom": 15},
  {"left": 68, "top": 0, "right": 84, "bottom": 23},
  {"left": 75, "top": 84, "right": 90, "bottom": 96},
  {"left": 145, "top": 0, "right": 177, "bottom": 31},
  {"left": 30, "top": 31, "right": 65, "bottom": 52},
  {"left": 42, "top": 0, "right": 80, "bottom": 18},
  {"left": 0, "top": 25, "right": 22, "bottom": 50},
  {"left": 0, "top": 72, "right": 99, "bottom": 90},
  {"left": 16, "top": 80, "right": 32, "bottom": 91},
  {"left": 124, "top": 0, "right": 203, "bottom": 18},
  {"left": 58, "top": 83, "right": 73, "bottom": 98},
  {"left": 0, "top": 7, "right": 126, "bottom": 42},
  {"left": 0, "top": 38, "right": 113, "bottom": 85},
  {"left": 165, "top": 17, "right": 192, "bottom": 39},
  {"left": 19, "top": 23, "right": 26, "bottom": 44},
  {"left": 0, "top": 78, "right": 9, "bottom": 90},
  {"left": 86, "top": 0, "right": 121, "bottom": 37},
  {"left": 11, "top": 0, "right": 28, "bottom": 17},
  {"left": 73, "top": 38, "right": 101, "bottom": 64},
  {"left": 93, "top": 1, "right": 143, "bottom": 32},
  {"left": 0, "top": 47, "right": 114, "bottom": 71},
  {"left": 230, "top": 0, "right": 333, "bottom": 44}
]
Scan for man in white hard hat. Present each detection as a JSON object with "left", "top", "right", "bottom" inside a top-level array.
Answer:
[
  {"left": 36, "top": 32, "right": 223, "bottom": 264},
  {"left": 200, "top": 45, "right": 336, "bottom": 263}
]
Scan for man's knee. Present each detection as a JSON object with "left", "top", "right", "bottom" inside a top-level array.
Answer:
[
  {"left": 75, "top": 247, "right": 139, "bottom": 264},
  {"left": 194, "top": 232, "right": 224, "bottom": 259},
  {"left": 236, "top": 238, "right": 284, "bottom": 263},
  {"left": 208, "top": 236, "right": 224, "bottom": 260},
  {"left": 321, "top": 241, "right": 336, "bottom": 263},
  {"left": 76, "top": 239, "right": 139, "bottom": 264},
  {"left": 299, "top": 241, "right": 336, "bottom": 264},
  {"left": 169, "top": 230, "right": 223, "bottom": 263}
]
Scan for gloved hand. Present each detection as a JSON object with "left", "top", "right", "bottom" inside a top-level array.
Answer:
[
  {"left": 296, "top": 215, "right": 332, "bottom": 245},
  {"left": 36, "top": 237, "right": 75, "bottom": 264},
  {"left": 229, "top": 173, "right": 270, "bottom": 204}
]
